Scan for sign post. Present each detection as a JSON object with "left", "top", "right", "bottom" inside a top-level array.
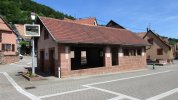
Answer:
[{"left": 24, "top": 13, "right": 40, "bottom": 75}]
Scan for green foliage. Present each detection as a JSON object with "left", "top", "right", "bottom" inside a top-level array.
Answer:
[
  {"left": 19, "top": 41, "right": 29, "bottom": 46},
  {"left": 25, "top": 71, "right": 37, "bottom": 77},
  {"left": 169, "top": 38, "right": 178, "bottom": 46},
  {"left": 0, "top": 0, "right": 75, "bottom": 24},
  {"left": 161, "top": 36, "right": 178, "bottom": 46}
]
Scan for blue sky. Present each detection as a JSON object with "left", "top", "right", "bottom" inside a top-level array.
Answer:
[{"left": 33, "top": 0, "right": 178, "bottom": 38}]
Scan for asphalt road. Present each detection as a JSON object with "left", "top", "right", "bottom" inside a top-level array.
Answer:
[{"left": 0, "top": 56, "right": 178, "bottom": 100}]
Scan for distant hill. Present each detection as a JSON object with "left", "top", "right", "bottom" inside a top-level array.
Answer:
[
  {"left": 0, "top": 0, "right": 75, "bottom": 24},
  {"left": 160, "top": 36, "right": 178, "bottom": 46}
]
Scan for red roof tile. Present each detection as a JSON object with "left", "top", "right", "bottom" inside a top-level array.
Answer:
[
  {"left": 39, "top": 17, "right": 148, "bottom": 46},
  {"left": 64, "top": 17, "right": 97, "bottom": 26},
  {"left": 14, "top": 24, "right": 31, "bottom": 39},
  {"left": 136, "top": 32, "right": 147, "bottom": 38},
  {"left": 75, "top": 18, "right": 97, "bottom": 26},
  {"left": 0, "top": 18, "right": 11, "bottom": 31}
]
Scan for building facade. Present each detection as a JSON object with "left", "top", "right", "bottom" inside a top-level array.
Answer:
[
  {"left": 137, "top": 30, "right": 174, "bottom": 64},
  {"left": 14, "top": 24, "right": 31, "bottom": 55},
  {"left": 36, "top": 16, "right": 148, "bottom": 78},
  {"left": 0, "top": 16, "right": 18, "bottom": 63}
]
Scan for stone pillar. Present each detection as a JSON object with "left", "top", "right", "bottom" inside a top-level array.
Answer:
[
  {"left": 58, "top": 45, "right": 71, "bottom": 78},
  {"left": 118, "top": 46, "right": 123, "bottom": 57},
  {"left": 142, "top": 47, "right": 147, "bottom": 65},
  {"left": 135, "top": 49, "right": 138, "bottom": 56},
  {"left": 118, "top": 46, "right": 123, "bottom": 65},
  {"left": 142, "top": 48, "right": 145, "bottom": 56},
  {"left": 65, "top": 46, "right": 71, "bottom": 70},
  {"left": 105, "top": 46, "right": 112, "bottom": 67}
]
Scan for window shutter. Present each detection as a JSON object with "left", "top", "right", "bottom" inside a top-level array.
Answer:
[
  {"left": 0, "top": 33, "right": 2, "bottom": 42},
  {"left": 2, "top": 44, "right": 5, "bottom": 51},
  {"left": 12, "top": 44, "right": 15, "bottom": 52}
]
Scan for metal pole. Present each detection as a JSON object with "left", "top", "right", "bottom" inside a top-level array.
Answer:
[
  {"left": 32, "top": 37, "right": 35, "bottom": 75},
  {"left": 32, "top": 21, "right": 35, "bottom": 75}
]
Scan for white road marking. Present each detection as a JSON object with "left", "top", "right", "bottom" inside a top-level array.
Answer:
[
  {"left": 0, "top": 72, "right": 40, "bottom": 100},
  {"left": 146, "top": 88, "right": 178, "bottom": 100},
  {"left": 38, "top": 70, "right": 172, "bottom": 99},
  {"left": 38, "top": 88, "right": 91, "bottom": 99},
  {"left": 108, "top": 96, "right": 126, "bottom": 100},
  {"left": 85, "top": 70, "right": 171, "bottom": 86},
  {"left": 83, "top": 85, "right": 139, "bottom": 100}
]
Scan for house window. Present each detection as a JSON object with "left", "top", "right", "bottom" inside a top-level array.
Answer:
[
  {"left": 2, "top": 44, "right": 11, "bottom": 51},
  {"left": 148, "top": 38, "right": 154, "bottom": 44},
  {"left": 137, "top": 49, "right": 142, "bottom": 56},
  {"left": 12, "top": 44, "right": 15, "bottom": 52},
  {"left": 44, "top": 29, "right": 49, "bottom": 39},
  {"left": 157, "top": 48, "right": 163, "bottom": 55},
  {"left": 123, "top": 49, "right": 129, "bottom": 56}
]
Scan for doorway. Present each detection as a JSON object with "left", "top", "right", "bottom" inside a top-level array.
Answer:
[
  {"left": 40, "top": 50, "right": 45, "bottom": 72},
  {"left": 112, "top": 47, "right": 119, "bottom": 66},
  {"left": 49, "top": 48, "right": 55, "bottom": 75}
]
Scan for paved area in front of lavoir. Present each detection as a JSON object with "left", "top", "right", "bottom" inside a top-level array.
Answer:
[{"left": 0, "top": 57, "right": 178, "bottom": 100}]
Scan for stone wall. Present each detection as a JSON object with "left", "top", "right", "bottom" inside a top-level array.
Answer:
[{"left": 1, "top": 55, "right": 19, "bottom": 64}]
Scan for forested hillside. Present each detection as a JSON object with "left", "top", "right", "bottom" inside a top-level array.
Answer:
[
  {"left": 0, "top": 0, "right": 75, "bottom": 24},
  {"left": 161, "top": 36, "right": 178, "bottom": 45}
]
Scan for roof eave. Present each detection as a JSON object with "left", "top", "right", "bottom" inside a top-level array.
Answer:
[
  {"left": 37, "top": 16, "right": 56, "bottom": 42},
  {"left": 56, "top": 40, "right": 148, "bottom": 46}
]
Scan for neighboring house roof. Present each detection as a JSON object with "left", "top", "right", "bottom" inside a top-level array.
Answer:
[
  {"left": 0, "top": 17, "right": 11, "bottom": 32},
  {"left": 136, "top": 32, "right": 147, "bottom": 38},
  {"left": 106, "top": 20, "right": 125, "bottom": 29},
  {"left": 160, "top": 37, "right": 169, "bottom": 44},
  {"left": 136, "top": 30, "right": 171, "bottom": 49},
  {"left": 0, "top": 16, "right": 18, "bottom": 37},
  {"left": 14, "top": 24, "right": 31, "bottom": 40},
  {"left": 75, "top": 18, "right": 97, "bottom": 26},
  {"left": 38, "top": 16, "right": 148, "bottom": 46},
  {"left": 64, "top": 17, "right": 97, "bottom": 26}
]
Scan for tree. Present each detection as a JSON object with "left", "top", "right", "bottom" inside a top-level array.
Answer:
[{"left": 0, "top": 0, "right": 75, "bottom": 24}]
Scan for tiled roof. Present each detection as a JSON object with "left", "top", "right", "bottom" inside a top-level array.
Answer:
[
  {"left": 161, "top": 37, "right": 169, "bottom": 44},
  {"left": 64, "top": 17, "right": 97, "bottom": 26},
  {"left": 39, "top": 16, "right": 148, "bottom": 46},
  {"left": 137, "top": 30, "right": 171, "bottom": 49},
  {"left": 0, "top": 17, "right": 11, "bottom": 31},
  {"left": 106, "top": 20, "right": 125, "bottom": 29},
  {"left": 75, "top": 18, "right": 97, "bottom": 26},
  {"left": 14, "top": 24, "right": 31, "bottom": 39},
  {"left": 136, "top": 32, "right": 147, "bottom": 38}
]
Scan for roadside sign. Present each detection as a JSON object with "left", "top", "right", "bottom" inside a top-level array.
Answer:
[{"left": 24, "top": 24, "right": 40, "bottom": 37}]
